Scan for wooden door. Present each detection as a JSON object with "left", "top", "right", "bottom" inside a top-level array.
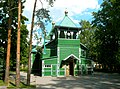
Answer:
[
  {"left": 69, "top": 61, "right": 74, "bottom": 76},
  {"left": 66, "top": 65, "right": 69, "bottom": 76}
]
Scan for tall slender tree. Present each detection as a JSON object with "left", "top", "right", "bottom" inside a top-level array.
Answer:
[
  {"left": 1, "top": 0, "right": 28, "bottom": 85},
  {"left": 4, "top": 0, "right": 12, "bottom": 85},
  {"left": 27, "top": 0, "right": 37, "bottom": 85},
  {"left": 27, "top": 0, "right": 55, "bottom": 85},
  {"left": 16, "top": 0, "right": 21, "bottom": 87}
]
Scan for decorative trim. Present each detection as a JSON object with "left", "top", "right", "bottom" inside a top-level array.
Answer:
[
  {"left": 64, "top": 31, "right": 67, "bottom": 38},
  {"left": 58, "top": 29, "right": 60, "bottom": 38},
  {"left": 79, "top": 48, "right": 81, "bottom": 63},
  {"left": 42, "top": 60, "right": 44, "bottom": 76},
  {"left": 57, "top": 47, "right": 60, "bottom": 64},
  {"left": 57, "top": 47, "right": 60, "bottom": 76},
  {"left": 70, "top": 32, "right": 73, "bottom": 39},
  {"left": 63, "top": 54, "right": 79, "bottom": 61},
  {"left": 51, "top": 65, "right": 52, "bottom": 76},
  {"left": 65, "top": 65, "right": 66, "bottom": 77}
]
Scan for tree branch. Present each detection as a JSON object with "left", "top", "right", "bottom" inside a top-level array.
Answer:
[{"left": 10, "top": 7, "right": 18, "bottom": 11}]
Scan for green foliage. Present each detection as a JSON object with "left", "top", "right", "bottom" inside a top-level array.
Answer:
[
  {"left": 79, "top": 20, "right": 98, "bottom": 60},
  {"left": 79, "top": 20, "right": 91, "bottom": 46},
  {"left": 10, "top": 24, "right": 29, "bottom": 70},
  {"left": 32, "top": 0, "right": 56, "bottom": 47},
  {"left": 20, "top": 25, "right": 29, "bottom": 65},
  {"left": 92, "top": 0, "right": 120, "bottom": 70},
  {"left": 34, "top": 8, "right": 51, "bottom": 46},
  {"left": 45, "top": 0, "right": 56, "bottom": 7},
  {"left": 35, "top": 8, "right": 51, "bottom": 36},
  {"left": 0, "top": 80, "right": 5, "bottom": 86}
]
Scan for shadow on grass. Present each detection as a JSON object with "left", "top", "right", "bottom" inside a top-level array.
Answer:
[
  {"left": 8, "top": 82, "right": 16, "bottom": 88},
  {"left": 8, "top": 81, "right": 36, "bottom": 88},
  {"left": 20, "top": 81, "right": 27, "bottom": 86}
]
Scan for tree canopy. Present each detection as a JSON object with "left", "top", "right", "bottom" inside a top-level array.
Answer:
[
  {"left": 0, "top": 0, "right": 28, "bottom": 70},
  {"left": 92, "top": 0, "right": 120, "bottom": 71},
  {"left": 79, "top": 20, "right": 98, "bottom": 61}
]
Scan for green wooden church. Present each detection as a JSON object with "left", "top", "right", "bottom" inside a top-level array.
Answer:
[{"left": 31, "top": 11, "right": 93, "bottom": 77}]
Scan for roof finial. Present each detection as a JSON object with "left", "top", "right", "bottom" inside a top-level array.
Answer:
[
  {"left": 52, "top": 21, "right": 55, "bottom": 25},
  {"left": 65, "top": 8, "right": 68, "bottom": 16}
]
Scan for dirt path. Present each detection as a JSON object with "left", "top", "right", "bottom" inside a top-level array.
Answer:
[{"left": 19, "top": 72, "right": 120, "bottom": 89}]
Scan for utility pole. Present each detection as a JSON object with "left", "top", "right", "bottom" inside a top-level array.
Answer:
[
  {"left": 16, "top": 0, "right": 21, "bottom": 87},
  {"left": 27, "top": 0, "right": 37, "bottom": 85}
]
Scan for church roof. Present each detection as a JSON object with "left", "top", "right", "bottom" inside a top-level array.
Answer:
[
  {"left": 32, "top": 48, "right": 37, "bottom": 53},
  {"left": 59, "top": 11, "right": 77, "bottom": 28}
]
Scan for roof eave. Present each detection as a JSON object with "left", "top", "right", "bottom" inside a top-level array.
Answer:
[{"left": 55, "top": 25, "right": 81, "bottom": 30}]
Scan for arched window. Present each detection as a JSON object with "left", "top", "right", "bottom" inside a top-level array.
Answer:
[
  {"left": 73, "top": 32, "right": 77, "bottom": 39},
  {"left": 60, "top": 31, "right": 65, "bottom": 38},
  {"left": 67, "top": 31, "right": 71, "bottom": 39}
]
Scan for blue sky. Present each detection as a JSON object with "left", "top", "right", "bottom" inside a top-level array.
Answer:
[
  {"left": 23, "top": 0, "right": 103, "bottom": 45},
  {"left": 23, "top": 0, "right": 103, "bottom": 26}
]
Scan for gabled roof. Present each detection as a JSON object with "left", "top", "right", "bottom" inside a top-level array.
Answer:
[
  {"left": 59, "top": 11, "right": 77, "bottom": 28},
  {"left": 63, "top": 54, "right": 79, "bottom": 61}
]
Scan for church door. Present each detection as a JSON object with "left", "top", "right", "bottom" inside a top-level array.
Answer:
[
  {"left": 65, "top": 58, "right": 74, "bottom": 76},
  {"left": 69, "top": 61, "right": 74, "bottom": 76}
]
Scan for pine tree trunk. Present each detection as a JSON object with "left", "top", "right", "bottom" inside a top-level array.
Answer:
[
  {"left": 27, "top": 0, "right": 37, "bottom": 85},
  {"left": 4, "top": 12, "right": 12, "bottom": 86},
  {"left": 16, "top": 0, "right": 21, "bottom": 87}
]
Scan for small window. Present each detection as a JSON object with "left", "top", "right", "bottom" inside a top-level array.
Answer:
[
  {"left": 60, "top": 31, "right": 65, "bottom": 38},
  {"left": 44, "top": 64, "right": 51, "bottom": 68},
  {"left": 67, "top": 32, "right": 71, "bottom": 39},
  {"left": 73, "top": 32, "right": 77, "bottom": 39}
]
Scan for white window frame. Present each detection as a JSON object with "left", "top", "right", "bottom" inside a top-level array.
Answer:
[{"left": 44, "top": 64, "right": 51, "bottom": 68}]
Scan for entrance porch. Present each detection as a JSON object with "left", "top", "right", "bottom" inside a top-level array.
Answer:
[{"left": 60, "top": 54, "right": 79, "bottom": 76}]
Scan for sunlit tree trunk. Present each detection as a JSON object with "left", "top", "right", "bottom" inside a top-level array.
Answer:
[
  {"left": 16, "top": 0, "right": 21, "bottom": 87},
  {"left": 4, "top": 11, "right": 12, "bottom": 86},
  {"left": 27, "top": 0, "right": 37, "bottom": 85}
]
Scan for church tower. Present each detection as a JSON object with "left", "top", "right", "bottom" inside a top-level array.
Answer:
[{"left": 51, "top": 11, "right": 81, "bottom": 76}]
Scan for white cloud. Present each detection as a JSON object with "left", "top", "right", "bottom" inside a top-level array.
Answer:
[
  {"left": 49, "top": 0, "right": 99, "bottom": 22},
  {"left": 23, "top": 0, "right": 100, "bottom": 44},
  {"left": 53, "top": 0, "right": 99, "bottom": 13},
  {"left": 23, "top": 0, "right": 34, "bottom": 12},
  {"left": 23, "top": 0, "right": 48, "bottom": 12},
  {"left": 23, "top": 0, "right": 100, "bottom": 22},
  {"left": 23, "top": 0, "right": 49, "bottom": 22}
]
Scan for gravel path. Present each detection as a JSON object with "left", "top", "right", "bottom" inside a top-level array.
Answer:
[{"left": 19, "top": 72, "right": 120, "bottom": 89}]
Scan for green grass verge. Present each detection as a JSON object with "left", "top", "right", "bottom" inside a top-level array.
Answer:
[
  {"left": 0, "top": 80, "right": 35, "bottom": 88},
  {"left": 0, "top": 80, "right": 5, "bottom": 86},
  {"left": 7, "top": 81, "right": 36, "bottom": 88}
]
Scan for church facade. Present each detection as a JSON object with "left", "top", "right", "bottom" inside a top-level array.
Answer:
[{"left": 31, "top": 11, "right": 93, "bottom": 77}]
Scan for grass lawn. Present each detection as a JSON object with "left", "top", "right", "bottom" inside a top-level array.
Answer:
[
  {"left": 0, "top": 71, "right": 35, "bottom": 88},
  {"left": 0, "top": 80, "right": 5, "bottom": 86},
  {"left": 0, "top": 80, "right": 35, "bottom": 88},
  {"left": 8, "top": 82, "right": 36, "bottom": 88}
]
